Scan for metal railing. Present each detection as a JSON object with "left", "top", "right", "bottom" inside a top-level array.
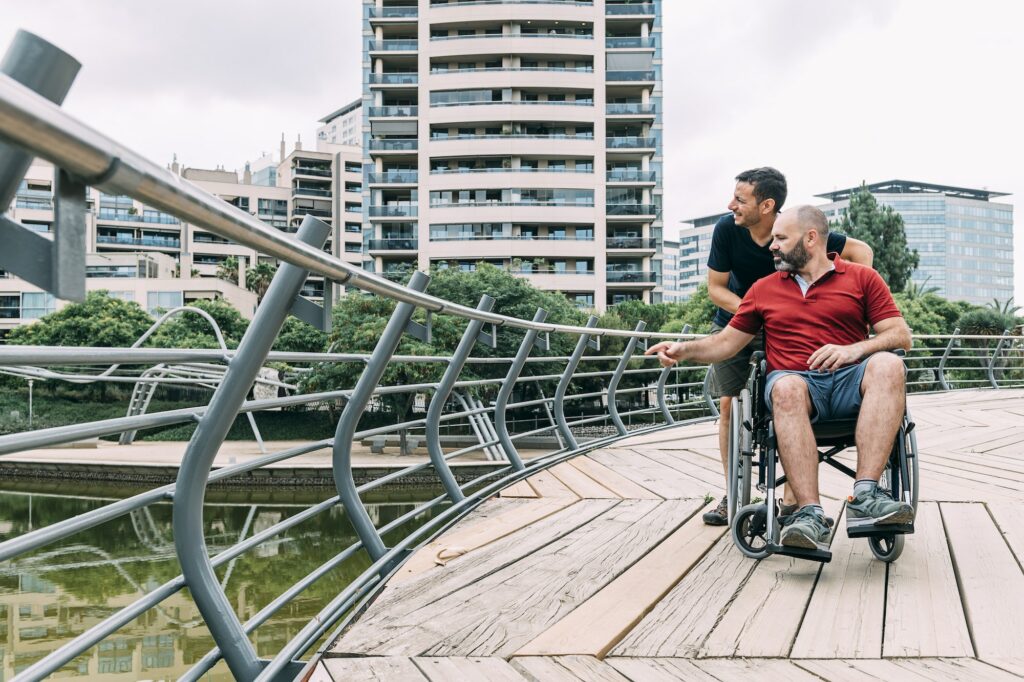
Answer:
[
  {"left": 1, "top": 32, "right": 1023, "bottom": 682},
  {"left": 607, "top": 102, "right": 657, "bottom": 115}
]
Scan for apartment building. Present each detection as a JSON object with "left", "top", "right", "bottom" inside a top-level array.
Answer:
[
  {"left": 816, "top": 180, "right": 1015, "bottom": 304},
  {"left": 318, "top": 98, "right": 364, "bottom": 146},
  {"left": 362, "top": 0, "right": 663, "bottom": 310},
  {"left": 661, "top": 237, "right": 680, "bottom": 302},
  {"left": 676, "top": 212, "right": 722, "bottom": 299}
]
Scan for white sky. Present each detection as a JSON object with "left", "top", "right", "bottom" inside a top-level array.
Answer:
[{"left": 4, "top": 0, "right": 1023, "bottom": 299}]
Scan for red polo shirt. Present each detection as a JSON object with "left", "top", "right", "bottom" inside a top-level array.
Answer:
[{"left": 727, "top": 254, "right": 903, "bottom": 373}]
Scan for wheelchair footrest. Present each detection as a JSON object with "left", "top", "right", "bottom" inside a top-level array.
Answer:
[
  {"left": 769, "top": 543, "right": 833, "bottom": 563},
  {"left": 846, "top": 523, "right": 915, "bottom": 539}
]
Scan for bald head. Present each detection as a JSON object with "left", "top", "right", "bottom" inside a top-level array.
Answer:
[{"left": 771, "top": 205, "right": 831, "bottom": 272}]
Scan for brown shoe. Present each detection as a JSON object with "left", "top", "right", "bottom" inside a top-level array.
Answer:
[{"left": 702, "top": 495, "right": 728, "bottom": 526}]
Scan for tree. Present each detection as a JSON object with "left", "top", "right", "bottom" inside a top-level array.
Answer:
[
  {"left": 145, "top": 298, "right": 249, "bottom": 349},
  {"left": 661, "top": 282, "right": 717, "bottom": 334},
  {"left": 987, "top": 297, "right": 1021, "bottom": 318},
  {"left": 6, "top": 290, "right": 153, "bottom": 347},
  {"left": 245, "top": 262, "right": 278, "bottom": 301},
  {"left": 273, "top": 317, "right": 328, "bottom": 353},
  {"left": 831, "top": 184, "right": 919, "bottom": 292},
  {"left": 216, "top": 256, "right": 239, "bottom": 284}
]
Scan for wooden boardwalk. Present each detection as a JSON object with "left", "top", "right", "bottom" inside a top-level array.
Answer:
[{"left": 309, "top": 389, "right": 1024, "bottom": 681}]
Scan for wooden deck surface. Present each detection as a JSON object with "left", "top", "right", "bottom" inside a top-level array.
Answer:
[{"left": 309, "top": 389, "right": 1024, "bottom": 681}]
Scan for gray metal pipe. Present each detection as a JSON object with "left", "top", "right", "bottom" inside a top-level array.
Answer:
[
  {"left": 426, "top": 295, "right": 495, "bottom": 502},
  {"left": 494, "top": 308, "right": 548, "bottom": 470},
  {"left": 656, "top": 326, "right": 690, "bottom": 425},
  {"left": 553, "top": 315, "right": 598, "bottom": 450},
  {"left": 607, "top": 321, "right": 646, "bottom": 436},
  {"left": 987, "top": 329, "right": 1010, "bottom": 389},
  {"left": 173, "top": 215, "right": 330, "bottom": 681},
  {"left": 937, "top": 327, "right": 959, "bottom": 391},
  {"left": 0, "top": 30, "right": 80, "bottom": 209}
]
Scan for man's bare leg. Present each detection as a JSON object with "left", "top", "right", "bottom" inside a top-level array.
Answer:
[
  {"left": 770, "top": 376, "right": 819, "bottom": 507},
  {"left": 854, "top": 352, "right": 905, "bottom": 480},
  {"left": 717, "top": 396, "right": 732, "bottom": 481}
]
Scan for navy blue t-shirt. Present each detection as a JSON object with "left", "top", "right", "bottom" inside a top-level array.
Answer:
[{"left": 707, "top": 214, "right": 848, "bottom": 327}]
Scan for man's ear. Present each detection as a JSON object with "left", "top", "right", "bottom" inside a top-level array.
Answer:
[{"left": 761, "top": 198, "right": 775, "bottom": 215}]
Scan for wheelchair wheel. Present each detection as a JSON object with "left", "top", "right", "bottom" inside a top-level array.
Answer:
[
  {"left": 868, "top": 533, "right": 904, "bottom": 563},
  {"left": 732, "top": 503, "right": 771, "bottom": 559}
]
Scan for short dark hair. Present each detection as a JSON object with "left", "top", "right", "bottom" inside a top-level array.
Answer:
[{"left": 735, "top": 167, "right": 787, "bottom": 213}]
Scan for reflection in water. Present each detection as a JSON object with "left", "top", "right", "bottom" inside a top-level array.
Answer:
[{"left": 0, "top": 481, "right": 443, "bottom": 680}]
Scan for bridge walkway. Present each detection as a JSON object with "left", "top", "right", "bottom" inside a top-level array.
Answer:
[{"left": 310, "top": 389, "right": 1024, "bottom": 681}]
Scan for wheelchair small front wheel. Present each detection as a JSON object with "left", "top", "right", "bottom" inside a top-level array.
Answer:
[
  {"left": 732, "top": 503, "right": 771, "bottom": 559},
  {"left": 868, "top": 533, "right": 904, "bottom": 563}
]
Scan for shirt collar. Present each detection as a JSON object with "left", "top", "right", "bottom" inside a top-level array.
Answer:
[{"left": 780, "top": 252, "right": 844, "bottom": 280}]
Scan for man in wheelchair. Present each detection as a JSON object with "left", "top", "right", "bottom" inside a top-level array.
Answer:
[{"left": 647, "top": 205, "right": 913, "bottom": 555}]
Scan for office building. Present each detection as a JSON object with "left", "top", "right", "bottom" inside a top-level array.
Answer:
[
  {"left": 816, "top": 180, "right": 1014, "bottom": 304},
  {"left": 661, "top": 237, "right": 680, "bottom": 302},
  {"left": 677, "top": 212, "right": 723, "bottom": 299},
  {"left": 318, "top": 99, "right": 363, "bottom": 147},
  {"left": 363, "top": 0, "right": 664, "bottom": 310}
]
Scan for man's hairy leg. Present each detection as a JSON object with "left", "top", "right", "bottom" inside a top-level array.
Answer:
[
  {"left": 855, "top": 353, "right": 906, "bottom": 480},
  {"left": 771, "top": 376, "right": 820, "bottom": 507},
  {"left": 718, "top": 396, "right": 732, "bottom": 486}
]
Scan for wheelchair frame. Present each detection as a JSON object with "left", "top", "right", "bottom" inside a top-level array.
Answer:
[{"left": 726, "top": 351, "right": 920, "bottom": 563}]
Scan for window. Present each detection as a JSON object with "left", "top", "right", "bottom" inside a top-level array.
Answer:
[
  {"left": 345, "top": 162, "right": 361, "bottom": 173},
  {"left": 0, "top": 295, "right": 19, "bottom": 319},
  {"left": 575, "top": 261, "right": 589, "bottom": 274},
  {"left": 346, "top": 222, "right": 361, "bottom": 233},
  {"left": 575, "top": 227, "right": 594, "bottom": 240},
  {"left": 147, "top": 291, "right": 183, "bottom": 315},
  {"left": 105, "top": 291, "right": 135, "bottom": 302},
  {"left": 553, "top": 260, "right": 567, "bottom": 273},
  {"left": 344, "top": 243, "right": 362, "bottom": 253},
  {"left": 22, "top": 292, "right": 56, "bottom": 319},
  {"left": 550, "top": 227, "right": 566, "bottom": 240}
]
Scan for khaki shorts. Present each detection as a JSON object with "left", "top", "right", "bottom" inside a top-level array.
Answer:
[{"left": 706, "top": 321, "right": 764, "bottom": 398}]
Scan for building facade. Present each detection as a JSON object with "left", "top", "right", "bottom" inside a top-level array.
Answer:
[
  {"left": 318, "top": 99, "right": 364, "bottom": 147},
  {"left": 362, "top": 0, "right": 663, "bottom": 311},
  {"left": 676, "top": 212, "right": 723, "bottom": 299},
  {"left": 816, "top": 180, "right": 1014, "bottom": 304},
  {"left": 661, "top": 237, "right": 680, "bottom": 302}
]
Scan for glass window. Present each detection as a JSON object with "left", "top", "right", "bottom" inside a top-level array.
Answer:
[
  {"left": 147, "top": 291, "right": 183, "bottom": 316},
  {"left": 575, "top": 261, "right": 589, "bottom": 273},
  {"left": 21, "top": 292, "right": 55, "bottom": 319},
  {"left": 0, "top": 294, "right": 20, "bottom": 319}
]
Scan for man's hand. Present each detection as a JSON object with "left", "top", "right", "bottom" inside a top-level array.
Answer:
[
  {"left": 645, "top": 341, "right": 687, "bottom": 367},
  {"left": 807, "top": 343, "right": 862, "bottom": 372}
]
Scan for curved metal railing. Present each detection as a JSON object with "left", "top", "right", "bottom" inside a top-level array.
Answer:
[{"left": 1, "top": 31, "right": 1023, "bottom": 681}]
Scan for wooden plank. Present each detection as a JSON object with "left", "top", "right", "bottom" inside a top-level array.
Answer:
[
  {"left": 332, "top": 499, "right": 618, "bottom": 654},
  {"left": 549, "top": 461, "right": 620, "bottom": 498},
  {"left": 887, "top": 658, "right": 1023, "bottom": 681},
  {"left": 702, "top": 499, "right": 843, "bottom": 658},
  {"left": 637, "top": 447, "right": 726, "bottom": 490},
  {"left": 694, "top": 658, "right": 824, "bottom": 681},
  {"left": 515, "top": 500, "right": 723, "bottom": 657},
  {"left": 499, "top": 480, "right": 539, "bottom": 498},
  {"left": 605, "top": 657, "right": 721, "bottom": 682},
  {"left": 511, "top": 656, "right": 630, "bottom": 682},
  {"left": 795, "top": 659, "right": 928, "bottom": 681},
  {"left": 590, "top": 449, "right": 711, "bottom": 499},
  {"left": 570, "top": 456, "right": 663, "bottom": 499},
  {"left": 413, "top": 657, "right": 527, "bottom": 682},
  {"left": 392, "top": 498, "right": 576, "bottom": 585},
  {"left": 941, "top": 502, "right": 1024, "bottom": 658},
  {"left": 611, "top": 536, "right": 753, "bottom": 657},
  {"left": 525, "top": 468, "right": 579, "bottom": 498},
  {"left": 884, "top": 502, "right": 973, "bottom": 657},
  {"left": 791, "top": 506, "right": 886, "bottom": 659},
  {"left": 988, "top": 502, "right": 1024, "bottom": 568},
  {"left": 307, "top": 662, "right": 335, "bottom": 682},
  {"left": 982, "top": 659, "right": 1024, "bottom": 677},
  {"left": 320, "top": 657, "right": 427, "bottom": 681}
]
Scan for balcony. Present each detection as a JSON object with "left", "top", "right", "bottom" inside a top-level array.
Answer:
[
  {"left": 607, "top": 203, "right": 657, "bottom": 216},
  {"left": 292, "top": 187, "right": 332, "bottom": 198},
  {"left": 605, "top": 3, "right": 655, "bottom": 15},
  {"left": 430, "top": 99, "right": 593, "bottom": 108},
  {"left": 607, "top": 169, "right": 656, "bottom": 182},
  {"left": 368, "top": 6, "right": 418, "bottom": 18},
  {"left": 97, "top": 211, "right": 181, "bottom": 224},
  {"left": 606, "top": 270, "right": 657, "bottom": 283},
  {"left": 293, "top": 208, "right": 333, "bottom": 218},
  {"left": 430, "top": 133, "right": 594, "bottom": 142},
  {"left": 368, "top": 238, "right": 418, "bottom": 250},
  {"left": 606, "top": 102, "right": 656, "bottom": 116},
  {"left": 293, "top": 165, "right": 332, "bottom": 178},
  {"left": 368, "top": 73, "right": 419, "bottom": 85},
  {"left": 369, "top": 138, "right": 418, "bottom": 151},
  {"left": 366, "top": 105, "right": 418, "bottom": 117},
  {"left": 430, "top": 234, "right": 595, "bottom": 242},
  {"left": 431, "top": 0, "right": 594, "bottom": 6},
  {"left": 606, "top": 136, "right": 657, "bottom": 149},
  {"left": 367, "top": 171, "right": 419, "bottom": 184},
  {"left": 431, "top": 166, "right": 593, "bottom": 175},
  {"left": 97, "top": 235, "right": 181, "bottom": 249},
  {"left": 607, "top": 237, "right": 657, "bottom": 249},
  {"left": 606, "top": 70, "right": 656, "bottom": 82},
  {"left": 369, "top": 204, "right": 418, "bottom": 218},
  {"left": 368, "top": 39, "right": 418, "bottom": 51},
  {"left": 432, "top": 200, "right": 595, "bottom": 209},
  {"left": 606, "top": 36, "right": 656, "bottom": 49},
  {"left": 431, "top": 66, "right": 593, "bottom": 75}
]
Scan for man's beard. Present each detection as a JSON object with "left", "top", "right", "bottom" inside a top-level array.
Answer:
[{"left": 774, "top": 241, "right": 810, "bottom": 272}]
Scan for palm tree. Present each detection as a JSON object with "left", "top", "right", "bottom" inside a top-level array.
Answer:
[
  {"left": 245, "top": 262, "right": 278, "bottom": 302},
  {"left": 987, "top": 297, "right": 1021, "bottom": 317},
  {"left": 902, "top": 276, "right": 939, "bottom": 300},
  {"left": 215, "top": 256, "right": 239, "bottom": 284}
]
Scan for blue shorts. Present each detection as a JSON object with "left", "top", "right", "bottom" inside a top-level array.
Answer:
[{"left": 764, "top": 361, "right": 870, "bottom": 423}]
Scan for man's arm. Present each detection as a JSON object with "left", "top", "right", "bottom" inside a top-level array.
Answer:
[
  {"left": 707, "top": 268, "right": 742, "bottom": 314},
  {"left": 807, "top": 316, "right": 912, "bottom": 371},
  {"left": 840, "top": 237, "right": 874, "bottom": 268},
  {"left": 646, "top": 325, "right": 755, "bottom": 367}
]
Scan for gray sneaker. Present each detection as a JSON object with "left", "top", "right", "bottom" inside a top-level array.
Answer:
[
  {"left": 846, "top": 487, "right": 915, "bottom": 531},
  {"left": 780, "top": 506, "right": 832, "bottom": 550},
  {"left": 779, "top": 503, "right": 835, "bottom": 529},
  {"left": 702, "top": 495, "right": 728, "bottom": 526}
]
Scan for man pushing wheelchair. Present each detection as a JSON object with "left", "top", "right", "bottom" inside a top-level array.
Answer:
[{"left": 647, "top": 205, "right": 915, "bottom": 559}]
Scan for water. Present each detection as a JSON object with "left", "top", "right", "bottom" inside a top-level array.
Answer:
[{"left": 0, "top": 480, "right": 443, "bottom": 680}]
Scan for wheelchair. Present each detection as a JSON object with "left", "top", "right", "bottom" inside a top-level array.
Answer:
[{"left": 726, "top": 351, "right": 919, "bottom": 563}]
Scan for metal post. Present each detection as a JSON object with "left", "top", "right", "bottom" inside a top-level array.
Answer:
[
  {"left": 172, "top": 215, "right": 330, "bottom": 682},
  {"left": 472, "top": 396, "right": 503, "bottom": 460},
  {"left": 656, "top": 325, "right": 691, "bottom": 425},
  {"left": 988, "top": 329, "right": 1010, "bottom": 389},
  {"left": 27, "top": 379, "right": 33, "bottom": 429},
  {"left": 426, "top": 294, "right": 495, "bottom": 502},
  {"left": 332, "top": 270, "right": 430, "bottom": 562},
  {"left": 553, "top": 315, "right": 598, "bottom": 450},
  {"left": 453, "top": 392, "right": 499, "bottom": 461},
  {"left": 0, "top": 30, "right": 80, "bottom": 208},
  {"left": 937, "top": 327, "right": 958, "bottom": 392},
  {"left": 494, "top": 308, "right": 548, "bottom": 470},
  {"left": 607, "top": 321, "right": 646, "bottom": 436},
  {"left": 701, "top": 361, "right": 720, "bottom": 417}
]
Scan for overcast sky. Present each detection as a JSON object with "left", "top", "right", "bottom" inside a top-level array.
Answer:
[{"left": 4, "top": 0, "right": 1023, "bottom": 299}]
